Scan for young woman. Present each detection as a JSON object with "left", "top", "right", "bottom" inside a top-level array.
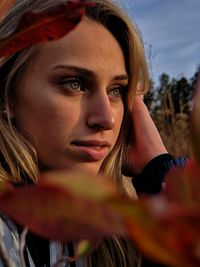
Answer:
[{"left": 0, "top": 0, "right": 186, "bottom": 266}]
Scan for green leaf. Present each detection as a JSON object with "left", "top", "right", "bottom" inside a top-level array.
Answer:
[{"left": 76, "top": 239, "right": 95, "bottom": 257}]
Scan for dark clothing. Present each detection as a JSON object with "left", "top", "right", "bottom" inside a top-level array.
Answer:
[{"left": 132, "top": 153, "right": 187, "bottom": 194}]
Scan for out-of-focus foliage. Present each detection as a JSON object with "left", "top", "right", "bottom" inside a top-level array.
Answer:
[
  {"left": 0, "top": 171, "right": 127, "bottom": 242},
  {"left": 0, "top": 160, "right": 200, "bottom": 267},
  {"left": 0, "top": 1, "right": 93, "bottom": 57}
]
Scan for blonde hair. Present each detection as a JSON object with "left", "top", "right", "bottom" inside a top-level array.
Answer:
[{"left": 0, "top": 0, "right": 149, "bottom": 266}]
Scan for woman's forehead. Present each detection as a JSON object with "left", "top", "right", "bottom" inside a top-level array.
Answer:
[{"left": 28, "top": 17, "right": 127, "bottom": 78}]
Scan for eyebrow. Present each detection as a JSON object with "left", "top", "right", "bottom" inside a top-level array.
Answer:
[{"left": 52, "top": 65, "right": 129, "bottom": 81}]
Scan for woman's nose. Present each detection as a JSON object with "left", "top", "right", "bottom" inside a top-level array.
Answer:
[{"left": 86, "top": 94, "right": 115, "bottom": 130}]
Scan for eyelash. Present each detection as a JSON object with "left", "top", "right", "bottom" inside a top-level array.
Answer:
[
  {"left": 58, "top": 76, "right": 127, "bottom": 98},
  {"left": 109, "top": 86, "right": 127, "bottom": 97},
  {"left": 59, "top": 77, "right": 85, "bottom": 94}
]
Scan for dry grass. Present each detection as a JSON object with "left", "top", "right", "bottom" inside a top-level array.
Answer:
[
  {"left": 150, "top": 91, "right": 193, "bottom": 158},
  {"left": 153, "top": 111, "right": 192, "bottom": 157}
]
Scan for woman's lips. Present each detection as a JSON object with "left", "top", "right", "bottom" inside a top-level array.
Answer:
[{"left": 71, "top": 140, "right": 110, "bottom": 161}]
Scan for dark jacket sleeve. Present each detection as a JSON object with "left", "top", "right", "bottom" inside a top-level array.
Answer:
[{"left": 132, "top": 153, "right": 188, "bottom": 194}]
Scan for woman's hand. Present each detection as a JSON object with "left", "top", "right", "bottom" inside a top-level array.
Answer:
[{"left": 124, "top": 95, "right": 167, "bottom": 175}]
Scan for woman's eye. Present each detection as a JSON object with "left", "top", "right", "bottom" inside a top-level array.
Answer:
[
  {"left": 59, "top": 78, "right": 85, "bottom": 93},
  {"left": 109, "top": 86, "right": 126, "bottom": 97}
]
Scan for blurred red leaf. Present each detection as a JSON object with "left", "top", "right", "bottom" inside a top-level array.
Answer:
[
  {"left": 114, "top": 160, "right": 200, "bottom": 267},
  {"left": 107, "top": 197, "right": 183, "bottom": 267},
  {"left": 0, "top": 1, "right": 93, "bottom": 58},
  {"left": 123, "top": 196, "right": 200, "bottom": 267},
  {"left": 164, "top": 159, "right": 200, "bottom": 206},
  {"left": 0, "top": 163, "right": 199, "bottom": 267},
  {"left": 0, "top": 0, "right": 15, "bottom": 21},
  {"left": 0, "top": 170, "right": 127, "bottom": 242}
]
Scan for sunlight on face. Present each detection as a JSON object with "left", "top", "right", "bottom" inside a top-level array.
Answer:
[{"left": 13, "top": 17, "right": 128, "bottom": 174}]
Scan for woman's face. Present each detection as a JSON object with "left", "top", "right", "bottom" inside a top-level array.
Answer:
[{"left": 12, "top": 17, "right": 128, "bottom": 174}]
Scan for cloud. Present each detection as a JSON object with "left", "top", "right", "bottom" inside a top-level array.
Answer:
[{"left": 117, "top": 0, "right": 200, "bottom": 84}]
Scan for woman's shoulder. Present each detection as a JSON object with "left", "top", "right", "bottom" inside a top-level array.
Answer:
[{"left": 0, "top": 213, "right": 22, "bottom": 267}]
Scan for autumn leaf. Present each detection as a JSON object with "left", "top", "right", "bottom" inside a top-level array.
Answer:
[
  {"left": 0, "top": 165, "right": 199, "bottom": 267},
  {"left": 0, "top": 170, "right": 127, "bottom": 242},
  {"left": 116, "top": 161, "right": 200, "bottom": 267},
  {"left": 125, "top": 196, "right": 199, "bottom": 267},
  {"left": 106, "top": 197, "right": 181, "bottom": 267},
  {"left": 0, "top": 0, "right": 15, "bottom": 21},
  {"left": 164, "top": 159, "right": 200, "bottom": 206},
  {"left": 0, "top": 1, "right": 93, "bottom": 58}
]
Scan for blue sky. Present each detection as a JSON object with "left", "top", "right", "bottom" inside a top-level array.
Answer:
[{"left": 117, "top": 0, "right": 200, "bottom": 86}]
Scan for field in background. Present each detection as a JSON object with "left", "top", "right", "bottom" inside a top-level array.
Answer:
[
  {"left": 148, "top": 87, "right": 193, "bottom": 158},
  {"left": 153, "top": 111, "right": 192, "bottom": 158}
]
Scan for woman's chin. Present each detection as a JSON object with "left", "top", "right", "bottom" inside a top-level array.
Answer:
[{"left": 74, "top": 161, "right": 102, "bottom": 175}]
